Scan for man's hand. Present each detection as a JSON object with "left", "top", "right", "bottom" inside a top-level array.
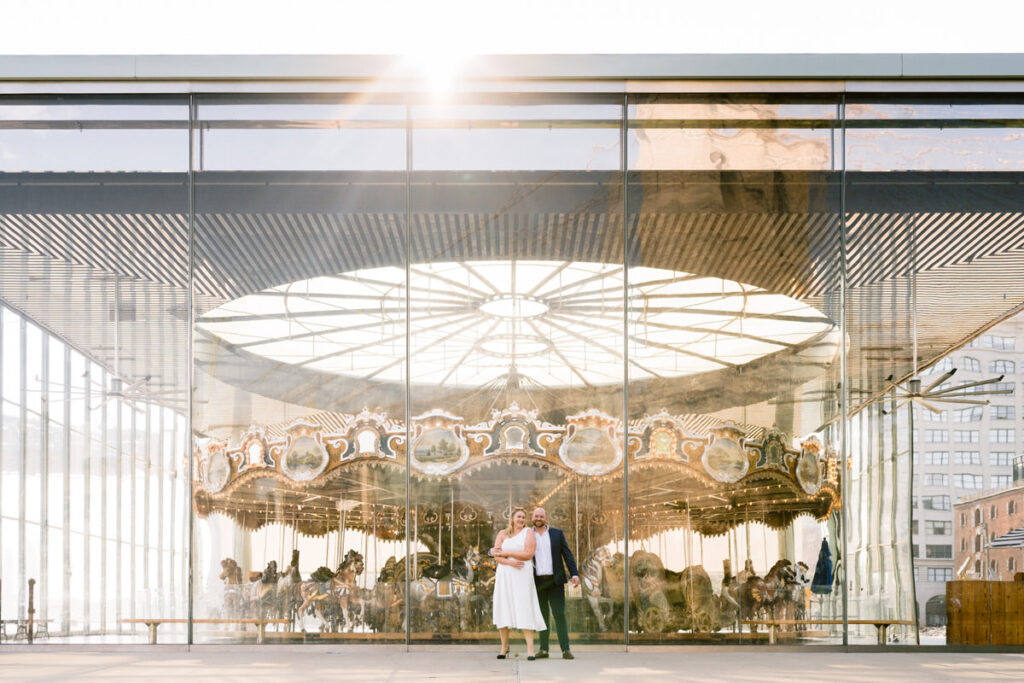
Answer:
[{"left": 570, "top": 575, "right": 580, "bottom": 587}]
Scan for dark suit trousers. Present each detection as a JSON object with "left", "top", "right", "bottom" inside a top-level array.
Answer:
[{"left": 535, "top": 579, "right": 569, "bottom": 653}]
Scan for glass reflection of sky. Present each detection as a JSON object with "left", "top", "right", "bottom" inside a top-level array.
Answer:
[{"left": 197, "top": 260, "right": 833, "bottom": 389}]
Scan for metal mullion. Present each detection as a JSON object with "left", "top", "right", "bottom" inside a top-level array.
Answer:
[
  {"left": 129, "top": 402, "right": 137, "bottom": 625},
  {"left": 87, "top": 364, "right": 97, "bottom": 633},
  {"left": 839, "top": 95, "right": 850, "bottom": 647},
  {"left": 0, "top": 309, "right": 4, "bottom": 621},
  {"left": 157, "top": 407, "right": 165, "bottom": 594},
  {"left": 188, "top": 93, "right": 196, "bottom": 647},
  {"left": 61, "top": 345, "right": 71, "bottom": 635},
  {"left": 403, "top": 96, "right": 412, "bottom": 651},
  {"left": 143, "top": 405, "right": 151, "bottom": 594},
  {"left": 39, "top": 334, "right": 49, "bottom": 625},
  {"left": 17, "top": 316, "right": 27, "bottom": 621},
  {"left": 621, "top": 93, "right": 630, "bottom": 652}
]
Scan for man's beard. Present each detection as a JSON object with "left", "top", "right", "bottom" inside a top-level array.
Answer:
[{"left": 533, "top": 520, "right": 546, "bottom": 528}]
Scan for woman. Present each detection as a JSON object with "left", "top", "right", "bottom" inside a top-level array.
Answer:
[{"left": 490, "top": 506, "right": 546, "bottom": 660}]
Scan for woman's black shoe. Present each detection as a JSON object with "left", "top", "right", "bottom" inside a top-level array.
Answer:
[
  {"left": 496, "top": 650, "right": 508, "bottom": 659},
  {"left": 527, "top": 655, "right": 536, "bottom": 661}
]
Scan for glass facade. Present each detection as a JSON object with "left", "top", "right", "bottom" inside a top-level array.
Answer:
[{"left": 1, "top": 82, "right": 1024, "bottom": 647}]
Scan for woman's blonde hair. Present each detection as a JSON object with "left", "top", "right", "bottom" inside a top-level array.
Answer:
[{"left": 505, "top": 506, "right": 528, "bottom": 535}]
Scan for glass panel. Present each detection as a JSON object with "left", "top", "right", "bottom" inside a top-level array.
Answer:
[
  {"left": 627, "top": 94, "right": 843, "bottom": 644},
  {"left": 846, "top": 95, "right": 1024, "bottom": 645},
  {"left": 407, "top": 95, "right": 625, "bottom": 648},
  {"left": 0, "top": 96, "right": 189, "bottom": 641},
  {"left": 191, "top": 94, "right": 407, "bottom": 643}
]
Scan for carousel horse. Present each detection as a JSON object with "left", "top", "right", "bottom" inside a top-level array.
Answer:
[
  {"left": 246, "top": 560, "right": 281, "bottom": 618},
  {"left": 298, "top": 550, "right": 365, "bottom": 632},
  {"left": 738, "top": 559, "right": 796, "bottom": 633},
  {"left": 276, "top": 561, "right": 304, "bottom": 627},
  {"left": 219, "top": 558, "right": 244, "bottom": 618},
  {"left": 334, "top": 549, "right": 366, "bottom": 630},
  {"left": 580, "top": 546, "right": 614, "bottom": 632},
  {"left": 776, "top": 560, "right": 810, "bottom": 629}
]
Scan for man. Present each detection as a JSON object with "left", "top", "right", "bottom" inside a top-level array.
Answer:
[{"left": 530, "top": 507, "right": 580, "bottom": 659}]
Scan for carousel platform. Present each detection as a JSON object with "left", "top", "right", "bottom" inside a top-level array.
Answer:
[{"left": 0, "top": 647, "right": 1022, "bottom": 682}]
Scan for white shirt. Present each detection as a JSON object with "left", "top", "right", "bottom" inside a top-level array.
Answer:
[{"left": 533, "top": 527, "right": 554, "bottom": 575}]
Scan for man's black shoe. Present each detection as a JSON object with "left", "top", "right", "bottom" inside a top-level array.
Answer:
[
  {"left": 535, "top": 651, "right": 549, "bottom": 659},
  {"left": 562, "top": 651, "right": 575, "bottom": 660}
]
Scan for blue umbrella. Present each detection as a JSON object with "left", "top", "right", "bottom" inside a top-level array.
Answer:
[{"left": 811, "top": 539, "right": 833, "bottom": 595}]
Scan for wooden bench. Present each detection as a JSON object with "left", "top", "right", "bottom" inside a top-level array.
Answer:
[
  {"left": 119, "top": 618, "right": 291, "bottom": 644},
  {"left": 739, "top": 619, "right": 916, "bottom": 645}
]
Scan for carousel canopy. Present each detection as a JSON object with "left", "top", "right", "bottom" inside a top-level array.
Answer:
[{"left": 193, "top": 404, "right": 840, "bottom": 542}]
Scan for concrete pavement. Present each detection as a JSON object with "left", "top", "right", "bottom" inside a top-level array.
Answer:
[{"left": 1, "top": 647, "right": 1023, "bottom": 682}]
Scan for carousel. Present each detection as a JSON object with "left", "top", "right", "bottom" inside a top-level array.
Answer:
[
  {"left": 193, "top": 403, "right": 840, "bottom": 640},
  {"left": 191, "top": 255, "right": 844, "bottom": 640}
]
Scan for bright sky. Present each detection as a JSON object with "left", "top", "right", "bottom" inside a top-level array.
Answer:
[{"left": 2, "top": 0, "right": 1023, "bottom": 55}]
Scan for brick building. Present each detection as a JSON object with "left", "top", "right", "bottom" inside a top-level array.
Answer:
[{"left": 953, "top": 463, "right": 1024, "bottom": 583}]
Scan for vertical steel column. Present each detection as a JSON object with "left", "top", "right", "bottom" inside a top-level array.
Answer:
[
  {"left": 143, "top": 406, "right": 151, "bottom": 594},
  {"left": 129, "top": 405, "right": 137, "bottom": 622},
  {"left": 838, "top": 96, "right": 850, "bottom": 646},
  {"left": 115, "top": 377, "right": 123, "bottom": 626},
  {"left": 620, "top": 94, "right": 630, "bottom": 651},
  {"left": 187, "top": 93, "right": 197, "bottom": 646},
  {"left": 62, "top": 346, "right": 71, "bottom": 634},
  {"left": 403, "top": 97, "right": 412, "bottom": 650},
  {"left": 17, "top": 317, "right": 26, "bottom": 617},
  {"left": 39, "top": 335, "right": 49, "bottom": 624},
  {"left": 91, "top": 366, "right": 99, "bottom": 633},
  {"left": 0, "top": 309, "right": 4, "bottom": 614},
  {"left": 157, "top": 407, "right": 165, "bottom": 594}
]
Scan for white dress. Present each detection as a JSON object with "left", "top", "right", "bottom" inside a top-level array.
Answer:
[{"left": 491, "top": 529, "right": 548, "bottom": 631}]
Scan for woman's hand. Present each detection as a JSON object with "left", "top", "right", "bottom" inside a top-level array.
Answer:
[{"left": 500, "top": 557, "right": 525, "bottom": 569}]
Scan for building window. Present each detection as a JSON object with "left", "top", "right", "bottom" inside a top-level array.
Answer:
[
  {"left": 990, "top": 559, "right": 998, "bottom": 575},
  {"left": 983, "top": 334, "right": 1016, "bottom": 350},
  {"left": 922, "top": 495, "right": 951, "bottom": 510},
  {"left": 960, "top": 356, "right": 982, "bottom": 372},
  {"left": 927, "top": 568, "right": 953, "bottom": 582},
  {"left": 912, "top": 544, "right": 919, "bottom": 558},
  {"left": 991, "top": 452, "right": 1013, "bottom": 466},
  {"left": 975, "top": 559, "right": 982, "bottom": 575},
  {"left": 975, "top": 535, "right": 983, "bottom": 552},
  {"left": 954, "top": 407, "right": 983, "bottom": 422},
  {"left": 960, "top": 512, "right": 967, "bottom": 527},
  {"left": 974, "top": 508, "right": 983, "bottom": 525},
  {"left": 992, "top": 381, "right": 1015, "bottom": 395},
  {"left": 1009, "top": 500, "right": 1017, "bottom": 515},
  {"left": 990, "top": 429, "right": 1016, "bottom": 444},
  {"left": 926, "top": 544, "right": 953, "bottom": 559},
  {"left": 954, "top": 430, "right": 980, "bottom": 443},
  {"left": 990, "top": 505, "right": 998, "bottom": 519},
  {"left": 992, "top": 475, "right": 1011, "bottom": 488},
  {"left": 954, "top": 473, "right": 984, "bottom": 489},
  {"left": 955, "top": 451, "right": 981, "bottom": 465},
  {"left": 1009, "top": 557, "right": 1017, "bottom": 573},
  {"left": 990, "top": 406, "right": 1015, "bottom": 421},
  {"left": 926, "top": 520, "right": 953, "bottom": 535},
  {"left": 911, "top": 520, "right": 919, "bottom": 534},
  {"left": 926, "top": 430, "right": 950, "bottom": 443},
  {"left": 924, "top": 473, "right": 948, "bottom": 487},
  {"left": 928, "top": 357, "right": 954, "bottom": 373},
  {"left": 960, "top": 538, "right": 967, "bottom": 551},
  {"left": 926, "top": 451, "right": 950, "bottom": 465},
  {"left": 990, "top": 359, "right": 1016, "bottom": 374}
]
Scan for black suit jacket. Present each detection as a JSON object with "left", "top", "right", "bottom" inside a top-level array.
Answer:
[{"left": 534, "top": 526, "right": 579, "bottom": 586}]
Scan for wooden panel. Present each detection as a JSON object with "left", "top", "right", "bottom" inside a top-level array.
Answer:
[{"left": 946, "top": 580, "right": 1024, "bottom": 645}]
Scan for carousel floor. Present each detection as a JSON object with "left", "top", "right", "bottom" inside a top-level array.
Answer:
[{"left": 0, "top": 648, "right": 1020, "bottom": 682}]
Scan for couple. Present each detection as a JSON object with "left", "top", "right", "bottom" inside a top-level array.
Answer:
[{"left": 490, "top": 506, "right": 579, "bottom": 661}]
